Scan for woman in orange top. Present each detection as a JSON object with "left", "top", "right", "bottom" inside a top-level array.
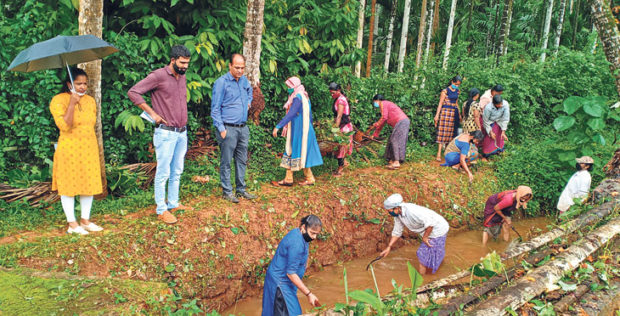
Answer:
[{"left": 50, "top": 68, "right": 103, "bottom": 235}]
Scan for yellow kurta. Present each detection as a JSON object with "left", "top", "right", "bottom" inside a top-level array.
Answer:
[{"left": 50, "top": 93, "right": 102, "bottom": 196}]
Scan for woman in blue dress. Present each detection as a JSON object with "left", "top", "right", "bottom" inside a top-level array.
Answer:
[
  {"left": 440, "top": 130, "right": 484, "bottom": 182},
  {"left": 261, "top": 215, "right": 323, "bottom": 316},
  {"left": 272, "top": 77, "right": 323, "bottom": 186}
]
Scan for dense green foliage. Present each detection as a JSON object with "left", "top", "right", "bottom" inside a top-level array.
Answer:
[
  {"left": 0, "top": 0, "right": 617, "bottom": 209},
  {"left": 552, "top": 95, "right": 619, "bottom": 160},
  {"left": 494, "top": 134, "right": 615, "bottom": 215}
]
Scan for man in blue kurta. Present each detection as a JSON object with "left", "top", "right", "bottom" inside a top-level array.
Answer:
[
  {"left": 262, "top": 215, "right": 322, "bottom": 316},
  {"left": 211, "top": 53, "right": 256, "bottom": 203}
]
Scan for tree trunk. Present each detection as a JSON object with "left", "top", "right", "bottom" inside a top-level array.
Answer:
[
  {"left": 571, "top": 0, "right": 580, "bottom": 48},
  {"left": 553, "top": 0, "right": 567, "bottom": 56},
  {"left": 588, "top": 0, "right": 620, "bottom": 98},
  {"left": 413, "top": 0, "right": 428, "bottom": 73},
  {"left": 415, "top": 199, "right": 617, "bottom": 294},
  {"left": 569, "top": 0, "right": 574, "bottom": 13},
  {"left": 430, "top": 0, "right": 441, "bottom": 55},
  {"left": 437, "top": 248, "right": 555, "bottom": 315},
  {"left": 485, "top": 0, "right": 496, "bottom": 58},
  {"left": 366, "top": 0, "right": 377, "bottom": 77},
  {"left": 398, "top": 0, "right": 414, "bottom": 72},
  {"left": 553, "top": 281, "right": 592, "bottom": 312},
  {"left": 243, "top": 0, "right": 266, "bottom": 125},
  {"left": 420, "top": 0, "right": 435, "bottom": 88},
  {"left": 469, "top": 218, "right": 620, "bottom": 315},
  {"left": 502, "top": 0, "right": 513, "bottom": 56},
  {"left": 78, "top": 0, "right": 107, "bottom": 199},
  {"left": 497, "top": 0, "right": 513, "bottom": 60},
  {"left": 423, "top": 0, "right": 436, "bottom": 65},
  {"left": 491, "top": 0, "right": 503, "bottom": 56},
  {"left": 384, "top": 0, "right": 398, "bottom": 72},
  {"left": 442, "top": 0, "right": 457, "bottom": 70},
  {"left": 373, "top": 3, "right": 381, "bottom": 54},
  {"left": 355, "top": 0, "right": 367, "bottom": 77},
  {"left": 243, "top": 0, "right": 265, "bottom": 125},
  {"left": 540, "top": 0, "right": 554, "bottom": 62}
]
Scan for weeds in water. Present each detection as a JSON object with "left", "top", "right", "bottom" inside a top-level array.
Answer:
[{"left": 334, "top": 261, "right": 426, "bottom": 315}]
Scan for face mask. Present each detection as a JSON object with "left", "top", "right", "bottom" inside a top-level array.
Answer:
[
  {"left": 302, "top": 230, "right": 314, "bottom": 243},
  {"left": 451, "top": 84, "right": 459, "bottom": 90},
  {"left": 173, "top": 63, "right": 187, "bottom": 75},
  {"left": 330, "top": 91, "right": 339, "bottom": 99},
  {"left": 373, "top": 102, "right": 380, "bottom": 108},
  {"left": 69, "top": 85, "right": 86, "bottom": 96},
  {"left": 388, "top": 210, "right": 399, "bottom": 217},
  {"left": 287, "top": 87, "right": 295, "bottom": 94}
]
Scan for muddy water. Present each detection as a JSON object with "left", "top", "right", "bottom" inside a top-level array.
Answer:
[{"left": 222, "top": 217, "right": 550, "bottom": 316}]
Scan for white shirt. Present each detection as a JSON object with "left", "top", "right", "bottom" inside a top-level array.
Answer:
[
  {"left": 392, "top": 203, "right": 450, "bottom": 239},
  {"left": 557, "top": 170, "right": 591, "bottom": 213}
]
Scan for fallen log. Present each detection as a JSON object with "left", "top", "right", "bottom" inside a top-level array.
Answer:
[
  {"left": 468, "top": 218, "right": 620, "bottom": 315},
  {"left": 553, "top": 281, "right": 591, "bottom": 313},
  {"left": 415, "top": 199, "right": 617, "bottom": 294},
  {"left": 574, "top": 279, "right": 620, "bottom": 316},
  {"left": 436, "top": 248, "right": 555, "bottom": 315}
]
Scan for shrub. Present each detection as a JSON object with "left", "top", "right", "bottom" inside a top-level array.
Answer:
[{"left": 494, "top": 134, "right": 614, "bottom": 215}]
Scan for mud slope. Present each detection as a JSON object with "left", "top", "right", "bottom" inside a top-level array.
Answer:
[{"left": 0, "top": 160, "right": 500, "bottom": 312}]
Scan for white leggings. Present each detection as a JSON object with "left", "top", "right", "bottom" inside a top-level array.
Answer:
[{"left": 60, "top": 195, "right": 93, "bottom": 223}]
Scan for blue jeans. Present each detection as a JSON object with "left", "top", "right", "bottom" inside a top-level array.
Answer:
[
  {"left": 153, "top": 128, "right": 187, "bottom": 214},
  {"left": 216, "top": 125, "right": 249, "bottom": 195}
]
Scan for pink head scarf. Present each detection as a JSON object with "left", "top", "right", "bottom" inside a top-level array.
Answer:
[{"left": 283, "top": 76, "right": 309, "bottom": 110}]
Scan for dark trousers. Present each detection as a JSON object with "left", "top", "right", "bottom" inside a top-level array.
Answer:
[
  {"left": 216, "top": 125, "right": 249, "bottom": 195},
  {"left": 273, "top": 287, "right": 289, "bottom": 316}
]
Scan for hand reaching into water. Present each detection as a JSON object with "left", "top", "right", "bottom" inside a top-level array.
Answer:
[
  {"left": 308, "top": 293, "right": 320, "bottom": 307},
  {"left": 379, "top": 246, "right": 391, "bottom": 258}
]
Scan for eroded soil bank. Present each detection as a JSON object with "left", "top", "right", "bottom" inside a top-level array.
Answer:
[
  {"left": 0, "top": 160, "right": 513, "bottom": 313},
  {"left": 223, "top": 217, "right": 551, "bottom": 315}
]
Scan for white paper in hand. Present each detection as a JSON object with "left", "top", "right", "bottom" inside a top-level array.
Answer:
[{"left": 140, "top": 111, "right": 156, "bottom": 125}]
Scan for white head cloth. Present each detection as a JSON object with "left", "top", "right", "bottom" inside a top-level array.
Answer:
[{"left": 384, "top": 194, "right": 403, "bottom": 210}]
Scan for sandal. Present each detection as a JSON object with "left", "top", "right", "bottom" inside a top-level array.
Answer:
[
  {"left": 271, "top": 180, "right": 293, "bottom": 187},
  {"left": 387, "top": 165, "right": 400, "bottom": 170},
  {"left": 298, "top": 180, "right": 315, "bottom": 186},
  {"left": 333, "top": 167, "right": 344, "bottom": 177}
]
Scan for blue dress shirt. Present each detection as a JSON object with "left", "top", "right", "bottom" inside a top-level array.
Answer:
[{"left": 211, "top": 72, "right": 253, "bottom": 132}]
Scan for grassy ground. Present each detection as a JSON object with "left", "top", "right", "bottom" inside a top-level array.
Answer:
[{"left": 0, "top": 267, "right": 167, "bottom": 315}]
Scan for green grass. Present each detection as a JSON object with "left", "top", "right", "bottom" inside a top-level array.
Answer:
[{"left": 0, "top": 268, "right": 166, "bottom": 315}]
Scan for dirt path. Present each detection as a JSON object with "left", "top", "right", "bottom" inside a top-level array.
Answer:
[{"left": 0, "top": 159, "right": 501, "bottom": 312}]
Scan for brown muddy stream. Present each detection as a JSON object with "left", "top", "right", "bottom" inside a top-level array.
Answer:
[{"left": 222, "top": 217, "right": 551, "bottom": 315}]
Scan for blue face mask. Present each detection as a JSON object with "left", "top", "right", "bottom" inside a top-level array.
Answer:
[
  {"left": 373, "top": 102, "right": 380, "bottom": 108},
  {"left": 287, "top": 88, "right": 294, "bottom": 94},
  {"left": 388, "top": 210, "right": 399, "bottom": 217},
  {"left": 451, "top": 84, "right": 459, "bottom": 90}
]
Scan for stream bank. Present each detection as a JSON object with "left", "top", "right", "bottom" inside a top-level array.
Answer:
[
  {"left": 0, "top": 160, "right": 504, "bottom": 313},
  {"left": 223, "top": 217, "right": 551, "bottom": 315}
]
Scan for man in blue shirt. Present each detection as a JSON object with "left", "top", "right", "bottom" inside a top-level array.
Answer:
[{"left": 211, "top": 54, "right": 256, "bottom": 203}]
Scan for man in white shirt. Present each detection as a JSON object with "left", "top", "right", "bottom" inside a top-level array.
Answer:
[
  {"left": 379, "top": 194, "right": 450, "bottom": 274},
  {"left": 557, "top": 156, "right": 593, "bottom": 214}
]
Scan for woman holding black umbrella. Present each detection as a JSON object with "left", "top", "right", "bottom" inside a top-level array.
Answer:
[{"left": 50, "top": 68, "right": 103, "bottom": 235}]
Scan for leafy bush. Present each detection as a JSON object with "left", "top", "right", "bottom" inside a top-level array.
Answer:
[
  {"left": 0, "top": 0, "right": 617, "bottom": 197},
  {"left": 552, "top": 95, "right": 619, "bottom": 161},
  {"left": 494, "top": 134, "right": 614, "bottom": 215}
]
